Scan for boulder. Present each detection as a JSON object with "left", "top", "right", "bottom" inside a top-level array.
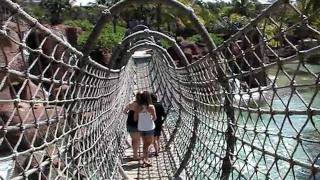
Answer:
[
  {"left": 228, "top": 37, "right": 268, "bottom": 88},
  {"left": 0, "top": 22, "right": 72, "bottom": 179},
  {"left": 167, "top": 38, "right": 207, "bottom": 66},
  {"left": 26, "top": 28, "right": 74, "bottom": 91},
  {"left": 0, "top": 22, "right": 27, "bottom": 82},
  {"left": 0, "top": 79, "right": 64, "bottom": 151}
]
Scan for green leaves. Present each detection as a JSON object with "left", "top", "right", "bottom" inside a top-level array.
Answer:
[
  {"left": 66, "top": 20, "right": 126, "bottom": 50},
  {"left": 25, "top": 4, "right": 46, "bottom": 20},
  {"left": 95, "top": 24, "right": 126, "bottom": 49}
]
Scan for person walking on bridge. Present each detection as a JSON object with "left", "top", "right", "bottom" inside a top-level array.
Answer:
[
  {"left": 151, "top": 93, "right": 166, "bottom": 156},
  {"left": 137, "top": 91, "right": 157, "bottom": 167},
  {"left": 123, "top": 92, "right": 141, "bottom": 160}
]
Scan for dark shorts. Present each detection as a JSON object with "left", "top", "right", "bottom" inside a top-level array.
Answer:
[
  {"left": 127, "top": 125, "right": 139, "bottom": 133},
  {"left": 140, "top": 130, "right": 154, "bottom": 136},
  {"left": 154, "top": 129, "right": 161, "bottom": 137}
]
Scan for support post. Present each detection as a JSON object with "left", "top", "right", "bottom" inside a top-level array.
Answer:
[{"left": 220, "top": 88, "right": 236, "bottom": 179}]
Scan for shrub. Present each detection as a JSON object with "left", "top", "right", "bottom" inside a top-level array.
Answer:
[
  {"left": 91, "top": 23, "right": 126, "bottom": 50},
  {"left": 229, "top": 13, "right": 250, "bottom": 27},
  {"left": 160, "top": 39, "right": 172, "bottom": 49}
]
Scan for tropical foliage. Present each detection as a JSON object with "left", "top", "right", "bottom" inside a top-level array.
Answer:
[
  {"left": 22, "top": 0, "right": 320, "bottom": 51},
  {"left": 65, "top": 20, "right": 126, "bottom": 50}
]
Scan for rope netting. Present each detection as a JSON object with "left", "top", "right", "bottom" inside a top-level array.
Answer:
[
  {"left": 0, "top": 0, "right": 319, "bottom": 179},
  {"left": 0, "top": 0, "right": 132, "bottom": 179}
]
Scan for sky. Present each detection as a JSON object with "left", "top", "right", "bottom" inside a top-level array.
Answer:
[{"left": 74, "top": 0, "right": 270, "bottom": 6}]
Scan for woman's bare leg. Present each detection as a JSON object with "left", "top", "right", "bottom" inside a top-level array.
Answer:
[
  {"left": 155, "top": 136, "right": 160, "bottom": 153},
  {"left": 143, "top": 135, "right": 154, "bottom": 163},
  {"left": 153, "top": 137, "right": 157, "bottom": 153},
  {"left": 153, "top": 136, "right": 160, "bottom": 154},
  {"left": 130, "top": 132, "right": 140, "bottom": 159}
]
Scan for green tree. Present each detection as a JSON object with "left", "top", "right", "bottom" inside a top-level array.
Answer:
[
  {"left": 65, "top": 19, "right": 126, "bottom": 50},
  {"left": 41, "top": 0, "right": 72, "bottom": 25},
  {"left": 230, "top": 0, "right": 261, "bottom": 17}
]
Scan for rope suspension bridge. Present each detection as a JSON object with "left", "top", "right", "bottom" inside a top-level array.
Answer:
[{"left": 0, "top": 0, "right": 320, "bottom": 179}]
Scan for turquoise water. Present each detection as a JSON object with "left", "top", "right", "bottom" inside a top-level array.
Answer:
[
  {"left": 169, "top": 62, "right": 320, "bottom": 179},
  {"left": 232, "top": 63, "right": 320, "bottom": 179}
]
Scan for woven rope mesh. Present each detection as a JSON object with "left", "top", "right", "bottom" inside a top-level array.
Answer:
[
  {"left": 0, "top": 1, "right": 132, "bottom": 179},
  {"left": 0, "top": 0, "right": 320, "bottom": 179}
]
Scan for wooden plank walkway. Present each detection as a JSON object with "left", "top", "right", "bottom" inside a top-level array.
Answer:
[{"left": 121, "top": 132, "right": 178, "bottom": 179}]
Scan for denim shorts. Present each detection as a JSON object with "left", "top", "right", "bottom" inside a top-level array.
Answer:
[
  {"left": 140, "top": 130, "right": 154, "bottom": 136},
  {"left": 154, "top": 129, "right": 161, "bottom": 137},
  {"left": 127, "top": 125, "right": 139, "bottom": 133}
]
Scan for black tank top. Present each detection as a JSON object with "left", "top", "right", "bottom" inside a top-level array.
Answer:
[{"left": 127, "top": 110, "right": 137, "bottom": 127}]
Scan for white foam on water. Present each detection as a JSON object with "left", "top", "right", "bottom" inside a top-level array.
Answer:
[{"left": 0, "top": 160, "right": 13, "bottom": 180}]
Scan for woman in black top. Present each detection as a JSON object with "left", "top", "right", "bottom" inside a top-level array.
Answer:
[
  {"left": 151, "top": 93, "right": 166, "bottom": 156},
  {"left": 123, "top": 92, "right": 141, "bottom": 160}
]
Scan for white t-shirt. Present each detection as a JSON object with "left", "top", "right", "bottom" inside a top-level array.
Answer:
[{"left": 138, "top": 106, "right": 155, "bottom": 131}]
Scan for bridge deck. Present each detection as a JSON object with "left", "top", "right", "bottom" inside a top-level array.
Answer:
[{"left": 122, "top": 129, "right": 179, "bottom": 179}]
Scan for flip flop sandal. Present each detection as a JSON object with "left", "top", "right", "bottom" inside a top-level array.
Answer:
[
  {"left": 141, "top": 162, "right": 147, "bottom": 168},
  {"left": 144, "top": 161, "right": 152, "bottom": 167}
]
